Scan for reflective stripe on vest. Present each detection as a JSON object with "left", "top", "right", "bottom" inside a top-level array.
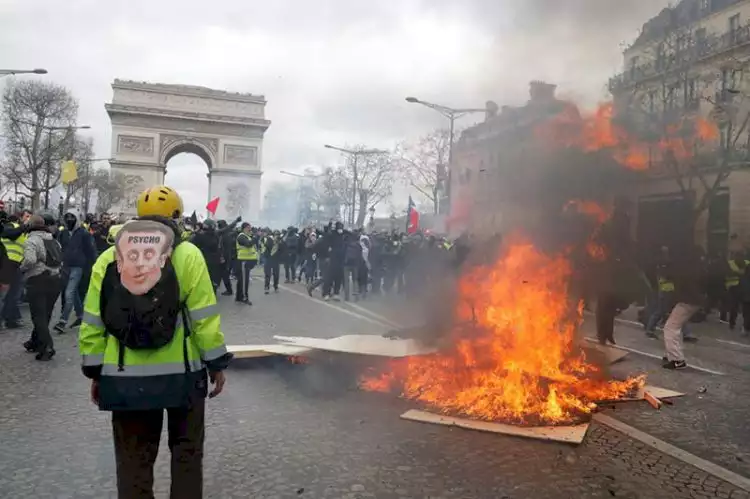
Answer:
[
  {"left": 2, "top": 222, "right": 25, "bottom": 263},
  {"left": 726, "top": 259, "right": 748, "bottom": 288},
  {"left": 236, "top": 233, "right": 258, "bottom": 260},
  {"left": 658, "top": 277, "right": 675, "bottom": 292}
]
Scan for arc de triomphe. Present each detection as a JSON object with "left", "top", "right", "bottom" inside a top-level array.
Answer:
[{"left": 105, "top": 79, "right": 270, "bottom": 222}]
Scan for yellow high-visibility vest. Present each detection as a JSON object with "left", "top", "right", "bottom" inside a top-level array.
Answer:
[
  {"left": 726, "top": 259, "right": 748, "bottom": 288},
  {"left": 107, "top": 224, "right": 124, "bottom": 245},
  {"left": 236, "top": 233, "right": 258, "bottom": 261},
  {"left": 2, "top": 222, "right": 26, "bottom": 263},
  {"left": 658, "top": 276, "right": 675, "bottom": 292}
]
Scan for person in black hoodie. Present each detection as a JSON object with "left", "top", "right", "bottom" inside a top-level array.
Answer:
[
  {"left": 54, "top": 212, "right": 96, "bottom": 334},
  {"left": 343, "top": 229, "right": 362, "bottom": 302},
  {"left": 191, "top": 219, "right": 223, "bottom": 291},
  {"left": 217, "top": 219, "right": 239, "bottom": 295},
  {"left": 262, "top": 229, "right": 283, "bottom": 294},
  {"left": 283, "top": 226, "right": 300, "bottom": 283},
  {"left": 323, "top": 221, "right": 346, "bottom": 301}
]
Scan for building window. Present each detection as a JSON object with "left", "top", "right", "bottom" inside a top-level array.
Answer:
[
  {"left": 656, "top": 43, "right": 665, "bottom": 70},
  {"left": 730, "top": 14, "right": 740, "bottom": 43},
  {"left": 695, "top": 28, "right": 707, "bottom": 54},
  {"left": 685, "top": 78, "right": 699, "bottom": 110},
  {"left": 648, "top": 91, "right": 656, "bottom": 114},
  {"left": 630, "top": 55, "right": 640, "bottom": 79},
  {"left": 700, "top": 0, "right": 711, "bottom": 13}
]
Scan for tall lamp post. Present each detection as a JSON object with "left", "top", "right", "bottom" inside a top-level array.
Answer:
[
  {"left": 42, "top": 124, "right": 91, "bottom": 209},
  {"left": 324, "top": 144, "right": 387, "bottom": 226},
  {"left": 405, "top": 96, "right": 486, "bottom": 215}
]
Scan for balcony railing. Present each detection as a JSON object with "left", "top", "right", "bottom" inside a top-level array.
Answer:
[{"left": 610, "top": 25, "right": 750, "bottom": 92}]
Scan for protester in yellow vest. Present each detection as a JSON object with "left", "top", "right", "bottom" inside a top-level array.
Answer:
[
  {"left": 1, "top": 213, "right": 30, "bottom": 329},
  {"left": 79, "top": 185, "right": 231, "bottom": 498},
  {"left": 235, "top": 222, "right": 258, "bottom": 304}
]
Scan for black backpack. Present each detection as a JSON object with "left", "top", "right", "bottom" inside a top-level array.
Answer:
[
  {"left": 99, "top": 218, "right": 190, "bottom": 371},
  {"left": 42, "top": 238, "right": 62, "bottom": 268}
]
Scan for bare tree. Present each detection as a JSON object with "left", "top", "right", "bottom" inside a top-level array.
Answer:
[
  {"left": 92, "top": 170, "right": 142, "bottom": 214},
  {"left": 396, "top": 128, "right": 450, "bottom": 215},
  {"left": 1, "top": 79, "right": 80, "bottom": 209}
]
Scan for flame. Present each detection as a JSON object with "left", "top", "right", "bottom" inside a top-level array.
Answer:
[
  {"left": 564, "top": 200, "right": 611, "bottom": 261},
  {"left": 537, "top": 101, "right": 718, "bottom": 172},
  {"left": 361, "top": 236, "right": 644, "bottom": 425}
]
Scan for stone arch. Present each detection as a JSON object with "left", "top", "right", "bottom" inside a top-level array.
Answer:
[
  {"left": 160, "top": 134, "right": 217, "bottom": 170},
  {"left": 105, "top": 79, "right": 270, "bottom": 222}
]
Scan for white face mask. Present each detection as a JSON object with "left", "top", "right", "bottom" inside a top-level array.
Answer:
[{"left": 337, "top": 229, "right": 343, "bottom": 234}]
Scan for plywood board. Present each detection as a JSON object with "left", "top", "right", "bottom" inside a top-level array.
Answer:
[
  {"left": 227, "top": 344, "right": 312, "bottom": 359},
  {"left": 606, "top": 385, "right": 686, "bottom": 403},
  {"left": 273, "top": 334, "right": 437, "bottom": 358},
  {"left": 400, "top": 409, "right": 589, "bottom": 445},
  {"left": 584, "top": 343, "right": 630, "bottom": 364}
]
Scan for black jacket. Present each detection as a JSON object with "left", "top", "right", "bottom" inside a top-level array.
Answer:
[{"left": 191, "top": 229, "right": 222, "bottom": 267}]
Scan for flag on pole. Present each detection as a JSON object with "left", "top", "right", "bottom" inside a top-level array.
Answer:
[
  {"left": 206, "top": 197, "right": 220, "bottom": 216},
  {"left": 406, "top": 195, "right": 420, "bottom": 234},
  {"left": 61, "top": 160, "right": 78, "bottom": 184}
]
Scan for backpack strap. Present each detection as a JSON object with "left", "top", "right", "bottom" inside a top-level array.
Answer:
[{"left": 180, "top": 302, "right": 191, "bottom": 373}]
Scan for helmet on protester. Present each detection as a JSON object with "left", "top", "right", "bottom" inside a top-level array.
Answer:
[{"left": 136, "top": 185, "right": 184, "bottom": 219}]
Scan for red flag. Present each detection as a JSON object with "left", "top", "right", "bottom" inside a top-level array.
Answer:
[
  {"left": 206, "top": 197, "right": 220, "bottom": 215},
  {"left": 406, "top": 196, "right": 420, "bottom": 234}
]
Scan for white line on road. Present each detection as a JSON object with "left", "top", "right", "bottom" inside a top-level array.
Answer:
[
  {"left": 290, "top": 286, "right": 744, "bottom": 483},
  {"left": 583, "top": 337, "right": 725, "bottom": 376},
  {"left": 343, "top": 301, "right": 402, "bottom": 329},
  {"left": 594, "top": 413, "right": 750, "bottom": 492},
  {"left": 716, "top": 339, "right": 750, "bottom": 349},
  {"left": 280, "top": 284, "right": 393, "bottom": 329}
]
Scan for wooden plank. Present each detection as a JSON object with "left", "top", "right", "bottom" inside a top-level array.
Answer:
[
  {"left": 273, "top": 334, "right": 437, "bottom": 358},
  {"left": 607, "top": 385, "right": 686, "bottom": 403},
  {"left": 582, "top": 341, "right": 629, "bottom": 364},
  {"left": 644, "top": 391, "right": 663, "bottom": 410},
  {"left": 227, "top": 344, "right": 312, "bottom": 359},
  {"left": 400, "top": 409, "right": 589, "bottom": 445}
]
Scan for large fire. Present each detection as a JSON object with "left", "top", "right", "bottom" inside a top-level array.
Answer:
[{"left": 361, "top": 237, "right": 644, "bottom": 425}]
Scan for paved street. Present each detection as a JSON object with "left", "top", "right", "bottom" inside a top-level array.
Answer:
[{"left": 1, "top": 282, "right": 749, "bottom": 498}]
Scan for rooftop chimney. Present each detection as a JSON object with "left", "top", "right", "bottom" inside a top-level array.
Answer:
[{"left": 529, "top": 81, "right": 557, "bottom": 103}]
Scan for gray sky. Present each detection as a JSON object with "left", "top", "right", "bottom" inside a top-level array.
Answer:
[{"left": 0, "top": 0, "right": 671, "bottom": 215}]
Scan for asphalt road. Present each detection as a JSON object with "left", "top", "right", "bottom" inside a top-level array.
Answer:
[{"left": 0, "top": 279, "right": 748, "bottom": 499}]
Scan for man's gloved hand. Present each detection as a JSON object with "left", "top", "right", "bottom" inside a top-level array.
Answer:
[{"left": 234, "top": 216, "right": 242, "bottom": 223}]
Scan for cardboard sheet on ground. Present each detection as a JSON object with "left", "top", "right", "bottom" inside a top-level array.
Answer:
[
  {"left": 583, "top": 343, "right": 629, "bottom": 364},
  {"left": 400, "top": 409, "right": 589, "bottom": 445},
  {"left": 273, "top": 334, "right": 436, "bottom": 357},
  {"left": 227, "top": 344, "right": 312, "bottom": 359}
]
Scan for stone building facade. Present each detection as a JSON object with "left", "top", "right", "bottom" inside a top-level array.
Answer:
[{"left": 609, "top": 0, "right": 750, "bottom": 255}]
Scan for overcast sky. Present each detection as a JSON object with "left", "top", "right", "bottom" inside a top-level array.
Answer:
[{"left": 0, "top": 0, "right": 671, "bottom": 215}]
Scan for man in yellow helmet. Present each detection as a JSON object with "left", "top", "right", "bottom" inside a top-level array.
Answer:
[{"left": 79, "top": 185, "right": 231, "bottom": 498}]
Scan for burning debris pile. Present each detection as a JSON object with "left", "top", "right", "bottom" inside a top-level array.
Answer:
[{"left": 361, "top": 236, "right": 645, "bottom": 426}]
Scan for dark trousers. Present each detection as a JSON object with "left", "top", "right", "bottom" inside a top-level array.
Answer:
[
  {"left": 595, "top": 292, "right": 618, "bottom": 345},
  {"left": 112, "top": 399, "right": 205, "bottom": 499},
  {"left": 2, "top": 264, "right": 22, "bottom": 324},
  {"left": 284, "top": 253, "right": 297, "bottom": 282},
  {"left": 221, "top": 259, "right": 234, "bottom": 293},
  {"left": 264, "top": 259, "right": 280, "bottom": 290},
  {"left": 235, "top": 259, "right": 256, "bottom": 301},
  {"left": 304, "top": 258, "right": 317, "bottom": 284},
  {"left": 26, "top": 272, "right": 61, "bottom": 353},
  {"left": 324, "top": 263, "right": 344, "bottom": 297},
  {"left": 722, "top": 285, "right": 742, "bottom": 327}
]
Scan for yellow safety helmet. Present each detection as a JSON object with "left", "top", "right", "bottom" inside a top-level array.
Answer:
[{"left": 136, "top": 185, "right": 183, "bottom": 219}]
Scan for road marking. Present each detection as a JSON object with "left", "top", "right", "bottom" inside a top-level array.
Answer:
[
  {"left": 716, "top": 338, "right": 750, "bottom": 349},
  {"left": 594, "top": 413, "right": 750, "bottom": 492},
  {"left": 343, "top": 301, "right": 402, "bottom": 329},
  {"left": 280, "top": 284, "right": 393, "bottom": 329},
  {"left": 583, "top": 338, "right": 725, "bottom": 376},
  {"left": 289, "top": 286, "right": 742, "bottom": 483}
]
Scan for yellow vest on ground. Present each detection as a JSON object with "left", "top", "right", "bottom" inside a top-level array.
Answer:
[
  {"left": 236, "top": 233, "right": 258, "bottom": 261},
  {"left": 2, "top": 222, "right": 27, "bottom": 263}
]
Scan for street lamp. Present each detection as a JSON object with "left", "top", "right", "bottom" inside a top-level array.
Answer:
[
  {"left": 324, "top": 144, "right": 387, "bottom": 225},
  {"left": 405, "top": 96, "right": 486, "bottom": 215},
  {"left": 0, "top": 68, "right": 48, "bottom": 77}
]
